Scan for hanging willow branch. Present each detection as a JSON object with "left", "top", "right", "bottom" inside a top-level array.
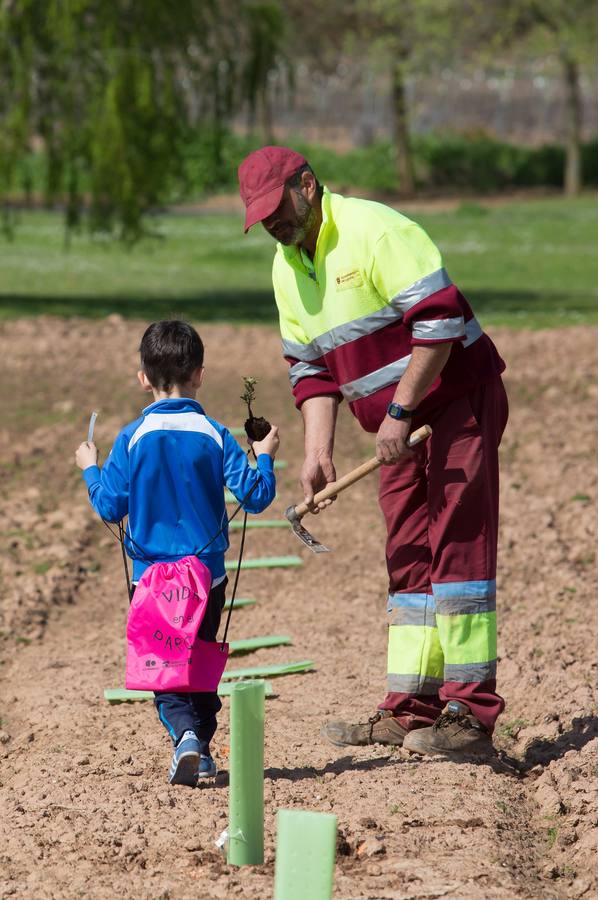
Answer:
[{"left": 0, "top": 0, "right": 287, "bottom": 241}]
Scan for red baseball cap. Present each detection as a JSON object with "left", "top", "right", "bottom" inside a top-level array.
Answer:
[{"left": 238, "top": 146, "right": 308, "bottom": 232}]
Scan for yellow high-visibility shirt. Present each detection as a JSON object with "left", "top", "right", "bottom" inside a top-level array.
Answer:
[{"left": 272, "top": 188, "right": 503, "bottom": 432}]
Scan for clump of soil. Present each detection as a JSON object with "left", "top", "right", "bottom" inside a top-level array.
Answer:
[{"left": 241, "top": 376, "right": 272, "bottom": 441}]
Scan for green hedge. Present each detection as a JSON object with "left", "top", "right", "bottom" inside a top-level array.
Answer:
[
  {"left": 11, "top": 130, "right": 598, "bottom": 203},
  {"left": 180, "top": 130, "right": 598, "bottom": 196}
]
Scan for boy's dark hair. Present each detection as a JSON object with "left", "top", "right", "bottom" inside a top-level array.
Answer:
[{"left": 139, "top": 320, "right": 204, "bottom": 391}]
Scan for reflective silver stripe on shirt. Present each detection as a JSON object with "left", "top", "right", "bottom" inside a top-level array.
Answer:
[
  {"left": 340, "top": 355, "right": 411, "bottom": 402},
  {"left": 463, "top": 316, "right": 483, "bottom": 347},
  {"left": 281, "top": 268, "right": 455, "bottom": 362},
  {"left": 288, "top": 360, "right": 329, "bottom": 387},
  {"left": 281, "top": 304, "right": 402, "bottom": 362},
  {"left": 390, "top": 267, "right": 452, "bottom": 313},
  {"left": 314, "top": 305, "right": 401, "bottom": 355},
  {"left": 412, "top": 316, "right": 465, "bottom": 342},
  {"left": 281, "top": 337, "right": 322, "bottom": 363}
]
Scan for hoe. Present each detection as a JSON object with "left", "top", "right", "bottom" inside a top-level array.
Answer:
[{"left": 286, "top": 424, "right": 432, "bottom": 553}]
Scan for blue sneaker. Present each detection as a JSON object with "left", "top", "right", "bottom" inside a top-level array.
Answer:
[
  {"left": 168, "top": 730, "right": 200, "bottom": 786},
  {"left": 196, "top": 754, "right": 217, "bottom": 779}
]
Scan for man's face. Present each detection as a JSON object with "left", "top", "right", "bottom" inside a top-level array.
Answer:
[{"left": 261, "top": 180, "right": 316, "bottom": 246}]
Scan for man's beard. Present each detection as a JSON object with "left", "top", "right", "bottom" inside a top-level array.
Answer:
[{"left": 275, "top": 191, "right": 316, "bottom": 246}]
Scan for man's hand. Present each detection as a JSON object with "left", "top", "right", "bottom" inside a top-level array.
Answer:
[
  {"left": 300, "top": 453, "right": 337, "bottom": 513},
  {"left": 376, "top": 416, "right": 414, "bottom": 465},
  {"left": 75, "top": 441, "right": 98, "bottom": 470}
]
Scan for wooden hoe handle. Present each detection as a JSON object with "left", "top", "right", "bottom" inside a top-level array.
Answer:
[{"left": 293, "top": 424, "right": 432, "bottom": 519}]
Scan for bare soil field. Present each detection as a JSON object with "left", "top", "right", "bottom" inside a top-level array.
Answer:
[{"left": 0, "top": 318, "right": 596, "bottom": 900}]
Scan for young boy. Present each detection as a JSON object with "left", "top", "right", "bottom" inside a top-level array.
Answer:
[{"left": 75, "top": 320, "right": 279, "bottom": 786}]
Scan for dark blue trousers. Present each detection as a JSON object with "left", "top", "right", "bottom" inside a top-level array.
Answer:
[{"left": 153, "top": 578, "right": 227, "bottom": 753}]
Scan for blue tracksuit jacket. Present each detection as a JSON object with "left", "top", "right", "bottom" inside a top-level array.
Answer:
[{"left": 81, "top": 397, "right": 276, "bottom": 582}]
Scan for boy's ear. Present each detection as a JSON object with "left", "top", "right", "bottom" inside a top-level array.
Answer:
[
  {"left": 191, "top": 366, "right": 205, "bottom": 389},
  {"left": 137, "top": 370, "right": 154, "bottom": 393}
]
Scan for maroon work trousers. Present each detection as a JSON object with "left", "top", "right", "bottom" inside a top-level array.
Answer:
[{"left": 377, "top": 376, "right": 509, "bottom": 733}]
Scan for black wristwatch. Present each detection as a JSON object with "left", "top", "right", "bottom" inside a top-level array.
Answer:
[{"left": 387, "top": 402, "right": 413, "bottom": 420}]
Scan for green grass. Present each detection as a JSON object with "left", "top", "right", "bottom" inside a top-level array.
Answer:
[{"left": 1, "top": 197, "right": 597, "bottom": 328}]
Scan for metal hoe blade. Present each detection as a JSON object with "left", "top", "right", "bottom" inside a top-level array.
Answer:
[{"left": 285, "top": 506, "right": 330, "bottom": 553}]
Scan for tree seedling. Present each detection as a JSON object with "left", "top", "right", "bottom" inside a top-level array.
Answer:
[{"left": 241, "top": 376, "right": 271, "bottom": 441}]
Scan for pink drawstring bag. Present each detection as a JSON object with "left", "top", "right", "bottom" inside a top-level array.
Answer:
[{"left": 125, "top": 555, "right": 229, "bottom": 692}]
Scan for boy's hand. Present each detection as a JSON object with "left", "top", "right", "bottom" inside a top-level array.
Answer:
[
  {"left": 75, "top": 441, "right": 98, "bottom": 470},
  {"left": 252, "top": 425, "right": 280, "bottom": 459}
]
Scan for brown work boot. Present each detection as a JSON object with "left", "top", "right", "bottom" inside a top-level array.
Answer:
[
  {"left": 402, "top": 701, "right": 495, "bottom": 757},
  {"left": 321, "top": 710, "right": 408, "bottom": 747}
]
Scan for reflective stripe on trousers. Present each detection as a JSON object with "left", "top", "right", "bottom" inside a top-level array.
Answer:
[
  {"left": 378, "top": 377, "right": 509, "bottom": 733},
  {"left": 386, "top": 584, "right": 498, "bottom": 689}
]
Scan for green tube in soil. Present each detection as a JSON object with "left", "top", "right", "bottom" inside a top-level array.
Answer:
[
  {"left": 228, "top": 680, "right": 265, "bottom": 866},
  {"left": 274, "top": 809, "right": 337, "bottom": 900}
]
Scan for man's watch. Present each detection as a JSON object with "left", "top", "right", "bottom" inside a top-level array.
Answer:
[{"left": 387, "top": 402, "right": 413, "bottom": 420}]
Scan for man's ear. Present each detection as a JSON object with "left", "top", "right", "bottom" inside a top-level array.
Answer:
[
  {"left": 301, "top": 170, "right": 318, "bottom": 204},
  {"left": 137, "top": 370, "right": 153, "bottom": 393}
]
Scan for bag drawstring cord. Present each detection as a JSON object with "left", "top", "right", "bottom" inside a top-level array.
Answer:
[
  {"left": 220, "top": 509, "right": 247, "bottom": 649},
  {"left": 117, "top": 520, "right": 133, "bottom": 602}
]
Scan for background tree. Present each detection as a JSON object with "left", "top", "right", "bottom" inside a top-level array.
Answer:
[
  {"left": 283, "top": 0, "right": 466, "bottom": 197},
  {"left": 457, "top": 0, "right": 598, "bottom": 195},
  {"left": 0, "top": 0, "right": 285, "bottom": 239},
  {"left": 243, "top": 2, "right": 287, "bottom": 143},
  {"left": 522, "top": 0, "right": 598, "bottom": 196}
]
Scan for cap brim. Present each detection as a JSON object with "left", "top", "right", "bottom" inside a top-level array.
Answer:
[{"left": 244, "top": 183, "right": 285, "bottom": 232}]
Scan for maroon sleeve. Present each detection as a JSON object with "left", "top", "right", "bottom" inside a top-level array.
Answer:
[
  {"left": 285, "top": 353, "right": 344, "bottom": 409},
  {"left": 403, "top": 284, "right": 466, "bottom": 346}
]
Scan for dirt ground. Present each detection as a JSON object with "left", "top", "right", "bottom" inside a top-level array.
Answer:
[{"left": 0, "top": 318, "right": 596, "bottom": 900}]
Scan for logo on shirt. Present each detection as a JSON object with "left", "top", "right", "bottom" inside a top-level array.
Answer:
[{"left": 335, "top": 269, "right": 363, "bottom": 291}]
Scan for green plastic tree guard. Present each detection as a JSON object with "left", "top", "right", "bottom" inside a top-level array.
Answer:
[
  {"left": 229, "top": 635, "right": 292, "bottom": 655},
  {"left": 104, "top": 682, "right": 274, "bottom": 703},
  {"left": 223, "top": 597, "right": 256, "bottom": 610},
  {"left": 224, "top": 556, "right": 302, "bottom": 571},
  {"left": 274, "top": 809, "right": 338, "bottom": 900},
  {"left": 221, "top": 660, "right": 315, "bottom": 680},
  {"left": 228, "top": 519, "right": 290, "bottom": 530},
  {"left": 228, "top": 680, "right": 265, "bottom": 866}
]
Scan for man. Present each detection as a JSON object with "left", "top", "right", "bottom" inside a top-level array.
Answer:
[{"left": 238, "top": 146, "right": 508, "bottom": 756}]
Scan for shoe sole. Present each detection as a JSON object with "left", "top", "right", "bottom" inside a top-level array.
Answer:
[
  {"left": 169, "top": 749, "right": 200, "bottom": 786},
  {"left": 403, "top": 741, "right": 496, "bottom": 758}
]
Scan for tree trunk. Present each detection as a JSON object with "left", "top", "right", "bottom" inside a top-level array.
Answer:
[
  {"left": 561, "top": 50, "right": 582, "bottom": 196},
  {"left": 391, "top": 60, "right": 415, "bottom": 197},
  {"left": 260, "top": 83, "right": 274, "bottom": 144}
]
